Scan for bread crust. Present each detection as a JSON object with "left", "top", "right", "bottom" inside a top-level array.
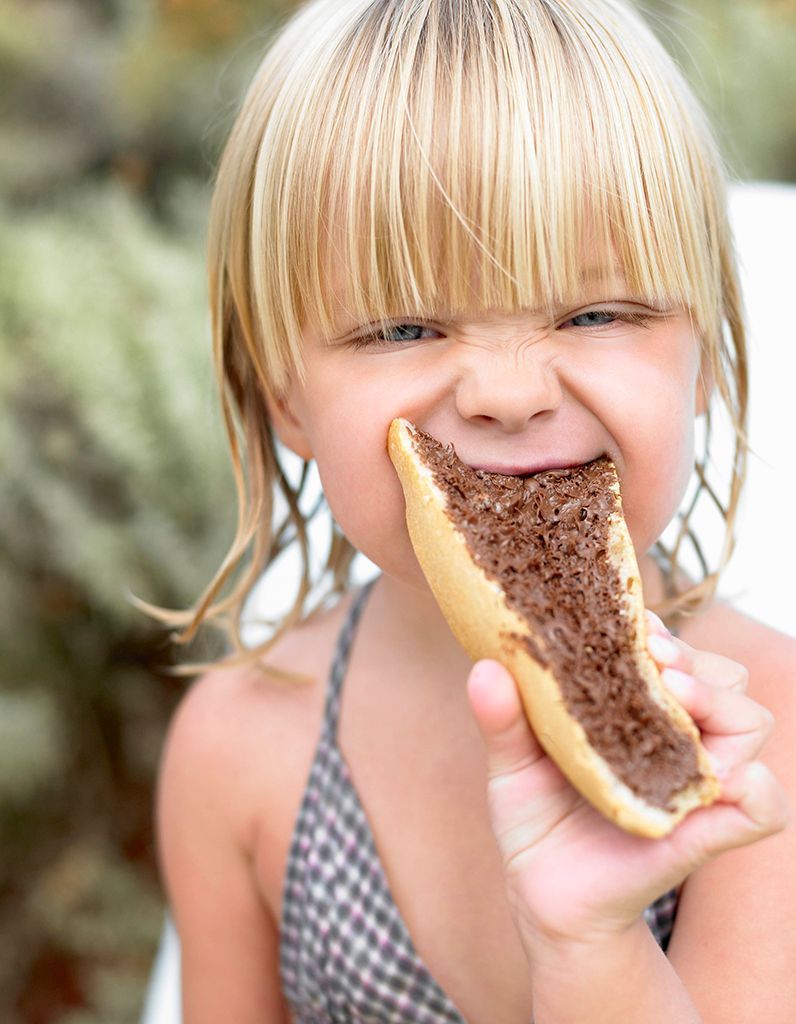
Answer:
[{"left": 388, "top": 417, "right": 720, "bottom": 838}]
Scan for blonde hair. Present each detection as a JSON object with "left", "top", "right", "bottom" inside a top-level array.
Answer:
[{"left": 161, "top": 0, "right": 748, "bottom": 668}]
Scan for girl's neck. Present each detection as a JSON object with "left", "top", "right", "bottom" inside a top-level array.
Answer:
[
  {"left": 367, "top": 549, "right": 667, "bottom": 679},
  {"left": 367, "top": 571, "right": 473, "bottom": 680}
]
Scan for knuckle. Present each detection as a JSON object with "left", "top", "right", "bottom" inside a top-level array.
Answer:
[
  {"left": 715, "top": 658, "right": 747, "bottom": 690},
  {"left": 730, "top": 664, "right": 750, "bottom": 692},
  {"left": 779, "top": 795, "right": 793, "bottom": 832},
  {"left": 759, "top": 706, "right": 776, "bottom": 736}
]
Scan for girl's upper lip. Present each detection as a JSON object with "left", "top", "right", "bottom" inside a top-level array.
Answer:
[{"left": 467, "top": 458, "right": 592, "bottom": 476}]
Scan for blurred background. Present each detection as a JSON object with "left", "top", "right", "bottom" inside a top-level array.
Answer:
[{"left": 0, "top": 1, "right": 794, "bottom": 1022}]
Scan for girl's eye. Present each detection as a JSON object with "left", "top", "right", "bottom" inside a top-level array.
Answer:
[
  {"left": 352, "top": 321, "right": 438, "bottom": 347},
  {"left": 564, "top": 309, "right": 654, "bottom": 330}
]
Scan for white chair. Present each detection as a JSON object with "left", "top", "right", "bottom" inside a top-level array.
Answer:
[{"left": 140, "top": 914, "right": 181, "bottom": 1024}]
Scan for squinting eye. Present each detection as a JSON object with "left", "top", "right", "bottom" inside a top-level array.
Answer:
[
  {"left": 379, "top": 323, "right": 426, "bottom": 341},
  {"left": 571, "top": 310, "right": 617, "bottom": 327},
  {"left": 565, "top": 309, "right": 654, "bottom": 330},
  {"left": 352, "top": 321, "right": 438, "bottom": 347}
]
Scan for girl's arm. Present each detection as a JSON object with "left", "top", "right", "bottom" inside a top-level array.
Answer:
[
  {"left": 467, "top": 608, "right": 793, "bottom": 1023},
  {"left": 157, "top": 671, "right": 291, "bottom": 1024},
  {"left": 665, "top": 606, "right": 796, "bottom": 1020},
  {"left": 522, "top": 920, "right": 703, "bottom": 1023}
]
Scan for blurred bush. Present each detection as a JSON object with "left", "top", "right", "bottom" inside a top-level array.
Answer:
[
  {"left": 645, "top": 0, "right": 796, "bottom": 182},
  {"left": 0, "top": 0, "right": 292, "bottom": 205},
  {"left": 0, "top": 182, "right": 236, "bottom": 1021},
  {"left": 0, "top": 0, "right": 793, "bottom": 1022}
]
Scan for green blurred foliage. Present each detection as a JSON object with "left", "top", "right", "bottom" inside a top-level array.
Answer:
[
  {"left": 0, "top": 0, "right": 295, "bottom": 204},
  {"left": 0, "top": 4, "right": 297, "bottom": 1019},
  {"left": 644, "top": 0, "right": 796, "bottom": 182},
  {"left": 0, "top": 0, "right": 793, "bottom": 1021},
  {"left": 1, "top": 185, "right": 234, "bottom": 624},
  {"left": 0, "top": 182, "right": 237, "bottom": 1021}
]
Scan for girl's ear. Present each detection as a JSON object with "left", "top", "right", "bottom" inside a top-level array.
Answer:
[{"left": 266, "top": 385, "right": 314, "bottom": 461}]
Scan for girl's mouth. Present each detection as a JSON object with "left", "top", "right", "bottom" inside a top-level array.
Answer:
[{"left": 467, "top": 458, "right": 600, "bottom": 478}]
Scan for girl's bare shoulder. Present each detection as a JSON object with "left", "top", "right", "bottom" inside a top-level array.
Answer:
[{"left": 158, "top": 591, "right": 357, "bottom": 850}]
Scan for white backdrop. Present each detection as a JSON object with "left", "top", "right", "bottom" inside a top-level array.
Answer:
[
  {"left": 700, "top": 183, "right": 796, "bottom": 636},
  {"left": 140, "top": 181, "right": 796, "bottom": 1024}
]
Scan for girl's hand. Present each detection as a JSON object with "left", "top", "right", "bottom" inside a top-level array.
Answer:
[{"left": 466, "top": 613, "right": 790, "bottom": 952}]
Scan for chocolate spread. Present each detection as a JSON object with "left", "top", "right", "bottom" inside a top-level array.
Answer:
[{"left": 411, "top": 427, "right": 702, "bottom": 810}]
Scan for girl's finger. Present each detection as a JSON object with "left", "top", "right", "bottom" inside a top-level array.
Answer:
[
  {"left": 661, "top": 669, "right": 772, "bottom": 737},
  {"left": 645, "top": 610, "right": 669, "bottom": 636},
  {"left": 467, "top": 660, "right": 545, "bottom": 777},
  {"left": 690, "top": 650, "right": 749, "bottom": 693},
  {"left": 662, "top": 669, "right": 774, "bottom": 766},
  {"left": 673, "top": 762, "right": 790, "bottom": 864},
  {"left": 718, "top": 761, "right": 790, "bottom": 834},
  {"left": 645, "top": 619, "right": 749, "bottom": 693},
  {"left": 467, "top": 660, "right": 576, "bottom": 854},
  {"left": 647, "top": 632, "right": 692, "bottom": 673}
]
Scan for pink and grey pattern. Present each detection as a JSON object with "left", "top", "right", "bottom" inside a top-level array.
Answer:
[{"left": 279, "top": 579, "right": 679, "bottom": 1022}]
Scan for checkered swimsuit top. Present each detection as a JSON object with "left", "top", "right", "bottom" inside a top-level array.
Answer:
[{"left": 279, "top": 579, "right": 680, "bottom": 1023}]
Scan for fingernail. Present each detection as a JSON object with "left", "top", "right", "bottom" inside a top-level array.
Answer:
[
  {"left": 645, "top": 610, "right": 666, "bottom": 634},
  {"left": 662, "top": 667, "right": 693, "bottom": 695},
  {"left": 648, "top": 634, "right": 679, "bottom": 665}
]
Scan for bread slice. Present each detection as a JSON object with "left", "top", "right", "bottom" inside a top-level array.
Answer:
[{"left": 388, "top": 417, "right": 719, "bottom": 838}]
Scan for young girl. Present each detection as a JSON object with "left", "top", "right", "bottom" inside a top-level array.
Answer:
[{"left": 156, "top": 0, "right": 795, "bottom": 1020}]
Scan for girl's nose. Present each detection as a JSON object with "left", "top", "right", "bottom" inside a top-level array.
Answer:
[{"left": 454, "top": 351, "right": 563, "bottom": 432}]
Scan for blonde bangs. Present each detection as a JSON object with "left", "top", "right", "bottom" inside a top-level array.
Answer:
[{"left": 245, "top": 0, "right": 727, "bottom": 391}]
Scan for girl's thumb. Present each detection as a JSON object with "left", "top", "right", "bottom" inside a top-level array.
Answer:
[{"left": 467, "top": 659, "right": 545, "bottom": 777}]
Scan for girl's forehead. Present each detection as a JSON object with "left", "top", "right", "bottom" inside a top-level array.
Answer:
[{"left": 308, "top": 229, "right": 641, "bottom": 334}]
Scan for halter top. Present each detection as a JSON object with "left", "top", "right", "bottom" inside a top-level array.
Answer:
[{"left": 279, "top": 579, "right": 679, "bottom": 1023}]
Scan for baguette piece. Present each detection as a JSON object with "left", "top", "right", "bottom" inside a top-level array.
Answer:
[{"left": 388, "top": 417, "right": 720, "bottom": 837}]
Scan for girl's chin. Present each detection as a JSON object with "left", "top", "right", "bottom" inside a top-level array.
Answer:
[
  {"left": 359, "top": 542, "right": 438, "bottom": 598},
  {"left": 379, "top": 556, "right": 433, "bottom": 592}
]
